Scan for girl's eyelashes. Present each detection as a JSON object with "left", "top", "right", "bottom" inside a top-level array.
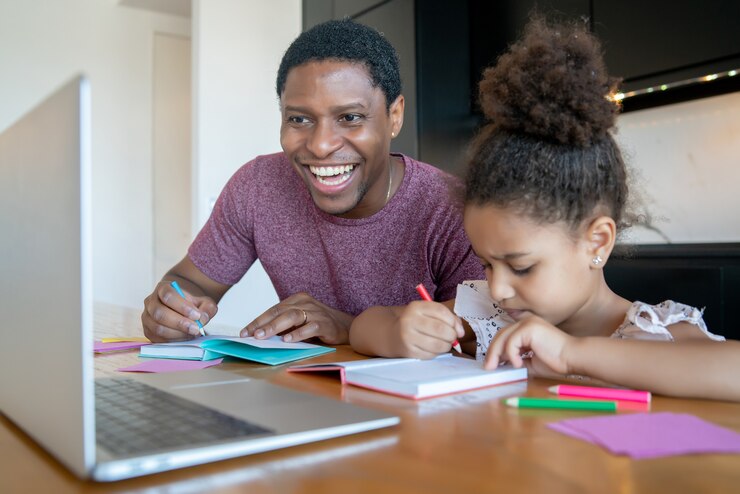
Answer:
[
  {"left": 479, "top": 258, "right": 532, "bottom": 276},
  {"left": 511, "top": 266, "right": 533, "bottom": 276}
]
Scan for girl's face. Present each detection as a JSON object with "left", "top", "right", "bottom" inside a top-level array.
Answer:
[{"left": 463, "top": 204, "right": 598, "bottom": 329}]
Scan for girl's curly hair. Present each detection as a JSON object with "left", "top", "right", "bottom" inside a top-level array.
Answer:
[{"left": 464, "top": 15, "right": 630, "bottom": 233}]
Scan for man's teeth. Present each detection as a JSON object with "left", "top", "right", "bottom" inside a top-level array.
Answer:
[{"left": 309, "top": 164, "right": 355, "bottom": 185}]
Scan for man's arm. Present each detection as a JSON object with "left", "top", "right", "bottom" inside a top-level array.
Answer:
[{"left": 141, "top": 256, "right": 231, "bottom": 342}]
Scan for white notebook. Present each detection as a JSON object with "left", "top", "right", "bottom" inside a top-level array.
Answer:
[{"left": 288, "top": 354, "right": 528, "bottom": 400}]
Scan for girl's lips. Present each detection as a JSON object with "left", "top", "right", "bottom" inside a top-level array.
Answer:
[{"left": 503, "top": 309, "right": 526, "bottom": 321}]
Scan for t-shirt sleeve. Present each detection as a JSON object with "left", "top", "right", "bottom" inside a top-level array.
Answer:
[
  {"left": 187, "top": 164, "right": 257, "bottom": 286},
  {"left": 427, "top": 205, "right": 486, "bottom": 301}
]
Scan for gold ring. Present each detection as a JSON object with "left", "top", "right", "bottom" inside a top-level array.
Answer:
[{"left": 300, "top": 309, "right": 308, "bottom": 326}]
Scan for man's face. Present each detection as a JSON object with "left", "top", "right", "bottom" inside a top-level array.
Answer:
[{"left": 280, "top": 60, "right": 403, "bottom": 218}]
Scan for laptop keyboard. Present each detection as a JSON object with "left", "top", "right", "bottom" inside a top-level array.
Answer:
[{"left": 95, "top": 378, "right": 274, "bottom": 456}]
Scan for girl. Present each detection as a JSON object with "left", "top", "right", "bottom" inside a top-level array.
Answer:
[{"left": 461, "top": 16, "right": 740, "bottom": 401}]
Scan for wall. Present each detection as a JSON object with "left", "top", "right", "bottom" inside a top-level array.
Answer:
[
  {"left": 0, "top": 1, "right": 299, "bottom": 331},
  {"left": 0, "top": 0, "right": 190, "bottom": 309},
  {"left": 616, "top": 90, "right": 740, "bottom": 244},
  {"left": 193, "top": 0, "right": 300, "bottom": 330}
]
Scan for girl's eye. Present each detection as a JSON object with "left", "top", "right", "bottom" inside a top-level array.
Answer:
[
  {"left": 341, "top": 114, "right": 362, "bottom": 123},
  {"left": 511, "top": 266, "right": 532, "bottom": 276}
]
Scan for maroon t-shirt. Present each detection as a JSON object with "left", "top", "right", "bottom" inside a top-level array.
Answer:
[{"left": 189, "top": 152, "right": 484, "bottom": 315}]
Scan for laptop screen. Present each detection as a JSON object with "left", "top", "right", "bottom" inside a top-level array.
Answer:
[{"left": 0, "top": 75, "right": 95, "bottom": 477}]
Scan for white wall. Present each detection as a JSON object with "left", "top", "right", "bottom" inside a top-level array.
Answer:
[
  {"left": 0, "top": 0, "right": 190, "bottom": 310},
  {"left": 616, "top": 90, "right": 740, "bottom": 244},
  {"left": 193, "top": 0, "right": 300, "bottom": 330}
]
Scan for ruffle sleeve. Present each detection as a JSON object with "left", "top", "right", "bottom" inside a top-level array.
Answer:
[{"left": 612, "top": 300, "right": 725, "bottom": 341}]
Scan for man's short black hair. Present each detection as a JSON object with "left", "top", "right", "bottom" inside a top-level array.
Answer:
[{"left": 276, "top": 18, "right": 402, "bottom": 110}]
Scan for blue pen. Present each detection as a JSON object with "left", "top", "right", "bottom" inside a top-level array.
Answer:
[{"left": 170, "top": 280, "right": 206, "bottom": 336}]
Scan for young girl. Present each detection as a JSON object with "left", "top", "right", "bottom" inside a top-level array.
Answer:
[{"left": 460, "top": 16, "right": 740, "bottom": 401}]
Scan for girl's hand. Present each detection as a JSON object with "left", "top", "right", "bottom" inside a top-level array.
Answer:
[
  {"left": 391, "top": 300, "right": 465, "bottom": 359},
  {"left": 484, "top": 315, "right": 575, "bottom": 378}
]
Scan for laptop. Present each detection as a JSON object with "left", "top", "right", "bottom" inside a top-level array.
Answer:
[{"left": 0, "top": 76, "right": 399, "bottom": 482}]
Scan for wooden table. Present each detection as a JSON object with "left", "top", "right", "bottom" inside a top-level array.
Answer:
[{"left": 2, "top": 303, "right": 739, "bottom": 493}]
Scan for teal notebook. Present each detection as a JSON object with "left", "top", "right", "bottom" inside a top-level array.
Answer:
[{"left": 139, "top": 336, "right": 335, "bottom": 366}]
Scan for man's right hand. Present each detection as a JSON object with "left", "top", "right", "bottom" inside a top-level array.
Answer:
[
  {"left": 141, "top": 256, "right": 230, "bottom": 342},
  {"left": 142, "top": 280, "right": 218, "bottom": 342}
]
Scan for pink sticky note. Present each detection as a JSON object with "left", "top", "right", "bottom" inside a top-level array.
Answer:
[
  {"left": 94, "top": 341, "right": 149, "bottom": 353},
  {"left": 118, "top": 358, "right": 223, "bottom": 373},
  {"left": 548, "top": 412, "right": 740, "bottom": 459}
]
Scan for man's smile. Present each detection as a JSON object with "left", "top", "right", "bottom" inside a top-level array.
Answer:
[{"left": 308, "top": 164, "right": 356, "bottom": 185}]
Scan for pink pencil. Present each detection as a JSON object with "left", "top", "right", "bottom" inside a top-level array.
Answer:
[
  {"left": 549, "top": 384, "right": 651, "bottom": 403},
  {"left": 415, "top": 283, "right": 462, "bottom": 353}
]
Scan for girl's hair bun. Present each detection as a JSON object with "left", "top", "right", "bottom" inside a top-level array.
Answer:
[{"left": 478, "top": 15, "right": 621, "bottom": 146}]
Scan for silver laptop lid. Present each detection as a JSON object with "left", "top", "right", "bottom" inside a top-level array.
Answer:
[
  {"left": 0, "top": 76, "right": 400, "bottom": 483},
  {"left": 0, "top": 75, "right": 95, "bottom": 478}
]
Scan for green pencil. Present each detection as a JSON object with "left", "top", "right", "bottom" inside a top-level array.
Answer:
[{"left": 504, "top": 397, "right": 618, "bottom": 412}]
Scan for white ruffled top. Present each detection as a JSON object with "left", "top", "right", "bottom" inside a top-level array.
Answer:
[{"left": 454, "top": 280, "right": 725, "bottom": 362}]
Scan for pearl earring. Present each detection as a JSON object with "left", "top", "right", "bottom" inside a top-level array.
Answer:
[
  {"left": 592, "top": 256, "right": 603, "bottom": 266},
  {"left": 391, "top": 132, "right": 396, "bottom": 137}
]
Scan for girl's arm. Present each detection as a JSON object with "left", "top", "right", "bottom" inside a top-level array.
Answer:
[
  {"left": 486, "top": 316, "right": 740, "bottom": 401},
  {"left": 349, "top": 300, "right": 467, "bottom": 358},
  {"left": 566, "top": 337, "right": 740, "bottom": 401}
]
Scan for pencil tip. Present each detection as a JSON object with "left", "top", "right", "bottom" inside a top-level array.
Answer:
[
  {"left": 547, "top": 385, "right": 558, "bottom": 394},
  {"left": 504, "top": 397, "right": 518, "bottom": 407}
]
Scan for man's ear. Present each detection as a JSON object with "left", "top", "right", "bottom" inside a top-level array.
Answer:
[
  {"left": 585, "top": 216, "right": 617, "bottom": 269},
  {"left": 389, "top": 95, "right": 404, "bottom": 139}
]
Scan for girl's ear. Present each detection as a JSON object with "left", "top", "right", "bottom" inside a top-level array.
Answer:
[{"left": 585, "top": 216, "right": 617, "bottom": 269}]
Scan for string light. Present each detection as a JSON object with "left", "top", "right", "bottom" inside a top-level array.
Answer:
[{"left": 613, "top": 68, "right": 739, "bottom": 101}]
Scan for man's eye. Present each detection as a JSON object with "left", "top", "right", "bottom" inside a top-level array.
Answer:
[{"left": 287, "top": 116, "right": 308, "bottom": 124}]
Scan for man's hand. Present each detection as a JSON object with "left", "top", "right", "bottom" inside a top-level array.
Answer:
[
  {"left": 141, "top": 257, "right": 229, "bottom": 342},
  {"left": 142, "top": 280, "right": 218, "bottom": 342},
  {"left": 241, "top": 292, "right": 353, "bottom": 345}
]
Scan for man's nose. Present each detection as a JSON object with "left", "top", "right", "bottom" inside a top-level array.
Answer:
[{"left": 306, "top": 121, "right": 342, "bottom": 159}]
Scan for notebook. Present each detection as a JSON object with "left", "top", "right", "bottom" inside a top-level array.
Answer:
[
  {"left": 0, "top": 75, "right": 399, "bottom": 482},
  {"left": 139, "top": 335, "right": 335, "bottom": 364},
  {"left": 288, "top": 354, "right": 528, "bottom": 400}
]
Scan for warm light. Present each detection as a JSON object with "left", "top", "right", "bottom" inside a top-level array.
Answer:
[{"left": 614, "top": 68, "right": 739, "bottom": 101}]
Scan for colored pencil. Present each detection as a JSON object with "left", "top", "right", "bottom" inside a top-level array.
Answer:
[
  {"left": 549, "top": 384, "right": 651, "bottom": 403},
  {"left": 415, "top": 283, "right": 462, "bottom": 353},
  {"left": 170, "top": 280, "right": 206, "bottom": 336},
  {"left": 504, "top": 397, "right": 618, "bottom": 412}
]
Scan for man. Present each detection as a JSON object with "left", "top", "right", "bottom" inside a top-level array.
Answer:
[{"left": 142, "top": 19, "right": 483, "bottom": 356}]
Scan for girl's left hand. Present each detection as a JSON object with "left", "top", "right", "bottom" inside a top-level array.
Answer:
[{"left": 484, "top": 315, "right": 575, "bottom": 378}]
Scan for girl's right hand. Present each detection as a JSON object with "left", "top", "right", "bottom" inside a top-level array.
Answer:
[
  {"left": 392, "top": 300, "right": 465, "bottom": 359},
  {"left": 484, "top": 315, "right": 575, "bottom": 377}
]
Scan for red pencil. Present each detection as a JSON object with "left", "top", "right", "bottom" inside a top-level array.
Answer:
[{"left": 415, "top": 283, "right": 462, "bottom": 353}]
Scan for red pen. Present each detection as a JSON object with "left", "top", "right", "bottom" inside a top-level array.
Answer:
[{"left": 415, "top": 283, "right": 462, "bottom": 353}]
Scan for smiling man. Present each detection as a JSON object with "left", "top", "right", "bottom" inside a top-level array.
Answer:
[{"left": 142, "top": 19, "right": 484, "bottom": 353}]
